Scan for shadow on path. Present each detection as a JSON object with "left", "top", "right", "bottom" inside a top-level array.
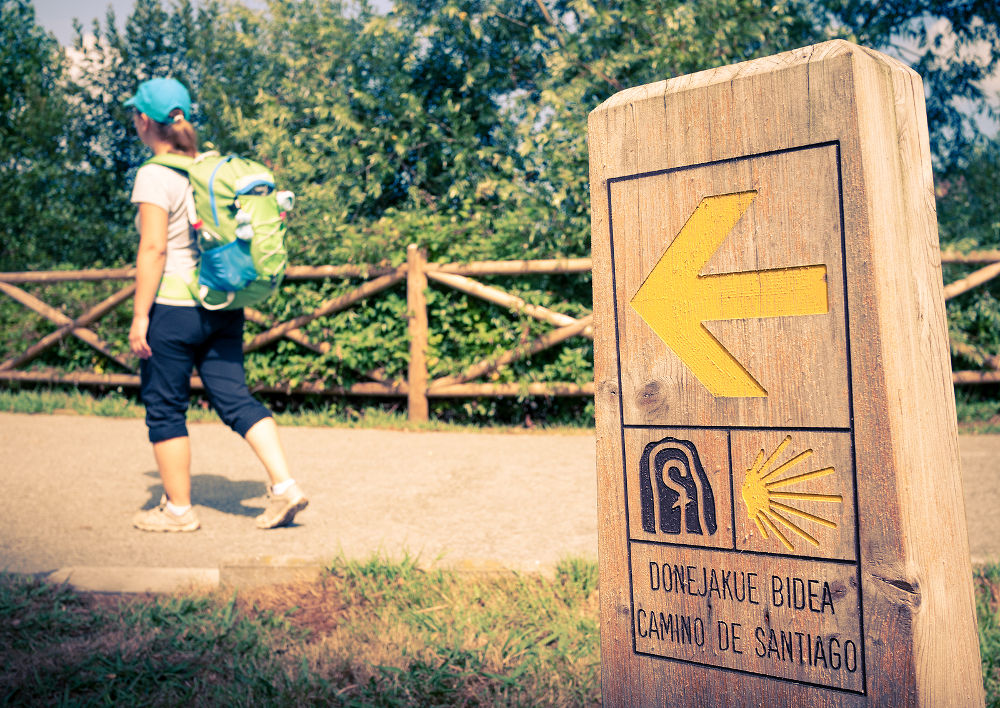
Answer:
[{"left": 140, "top": 471, "right": 267, "bottom": 518}]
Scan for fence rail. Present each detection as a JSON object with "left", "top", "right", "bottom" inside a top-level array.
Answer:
[{"left": 1, "top": 248, "right": 997, "bottom": 420}]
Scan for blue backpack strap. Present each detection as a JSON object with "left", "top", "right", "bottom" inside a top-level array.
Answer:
[{"left": 208, "top": 156, "right": 235, "bottom": 226}]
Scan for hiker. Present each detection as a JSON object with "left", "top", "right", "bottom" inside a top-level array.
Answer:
[{"left": 125, "top": 77, "right": 307, "bottom": 532}]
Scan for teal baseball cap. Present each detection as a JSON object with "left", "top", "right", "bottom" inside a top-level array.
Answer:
[{"left": 124, "top": 78, "right": 191, "bottom": 124}]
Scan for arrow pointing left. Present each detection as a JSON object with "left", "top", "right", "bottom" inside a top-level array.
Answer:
[{"left": 629, "top": 190, "right": 829, "bottom": 398}]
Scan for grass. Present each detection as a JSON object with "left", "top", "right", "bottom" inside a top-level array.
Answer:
[
  {"left": 0, "top": 388, "right": 146, "bottom": 418},
  {"left": 4, "top": 386, "right": 1000, "bottom": 434},
  {"left": 0, "top": 388, "right": 593, "bottom": 434},
  {"left": 2, "top": 558, "right": 999, "bottom": 705},
  {"left": 979, "top": 564, "right": 1000, "bottom": 706},
  {"left": 956, "top": 397, "right": 1000, "bottom": 434},
  {"left": 955, "top": 387, "right": 1000, "bottom": 434},
  {"left": 0, "top": 555, "right": 600, "bottom": 706}
]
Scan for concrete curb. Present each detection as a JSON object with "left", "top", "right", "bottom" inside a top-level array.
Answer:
[
  {"left": 219, "top": 555, "right": 326, "bottom": 589},
  {"left": 43, "top": 555, "right": 560, "bottom": 594},
  {"left": 46, "top": 566, "right": 219, "bottom": 594},
  {"left": 43, "top": 557, "right": 327, "bottom": 594}
]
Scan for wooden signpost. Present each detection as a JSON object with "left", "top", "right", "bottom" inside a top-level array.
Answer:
[{"left": 588, "top": 40, "right": 984, "bottom": 706}]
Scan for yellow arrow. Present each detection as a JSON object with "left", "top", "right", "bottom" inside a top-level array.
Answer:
[{"left": 629, "top": 190, "right": 829, "bottom": 398}]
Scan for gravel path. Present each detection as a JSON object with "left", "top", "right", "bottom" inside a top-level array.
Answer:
[
  {"left": 0, "top": 413, "right": 996, "bottom": 578},
  {"left": 0, "top": 413, "right": 597, "bottom": 575}
]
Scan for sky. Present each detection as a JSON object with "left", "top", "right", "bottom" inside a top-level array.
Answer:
[
  {"left": 33, "top": 0, "right": 258, "bottom": 44},
  {"left": 32, "top": 0, "right": 390, "bottom": 45}
]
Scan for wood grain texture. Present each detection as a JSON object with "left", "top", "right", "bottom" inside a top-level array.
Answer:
[
  {"left": 406, "top": 244, "right": 430, "bottom": 422},
  {"left": 589, "top": 40, "right": 982, "bottom": 707}
]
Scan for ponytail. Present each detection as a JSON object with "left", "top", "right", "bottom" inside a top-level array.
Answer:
[{"left": 151, "top": 108, "right": 199, "bottom": 157}]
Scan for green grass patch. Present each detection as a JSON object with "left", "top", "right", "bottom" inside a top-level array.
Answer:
[
  {"left": 5, "top": 385, "right": 1000, "bottom": 434},
  {"left": 957, "top": 387, "right": 1000, "bottom": 434},
  {"left": 978, "top": 564, "right": 1000, "bottom": 706},
  {"left": 0, "top": 387, "right": 593, "bottom": 434},
  {"left": 0, "top": 388, "right": 145, "bottom": 418},
  {"left": 4, "top": 559, "right": 1000, "bottom": 705},
  {"left": 0, "top": 556, "right": 600, "bottom": 706}
]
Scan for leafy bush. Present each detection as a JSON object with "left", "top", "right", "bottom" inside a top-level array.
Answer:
[{"left": 3, "top": 0, "right": 999, "bottom": 422}]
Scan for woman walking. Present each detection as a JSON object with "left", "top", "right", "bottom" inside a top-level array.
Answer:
[{"left": 125, "top": 77, "right": 307, "bottom": 532}]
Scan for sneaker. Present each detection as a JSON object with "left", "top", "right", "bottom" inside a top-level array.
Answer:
[
  {"left": 255, "top": 482, "right": 308, "bottom": 529},
  {"left": 133, "top": 496, "right": 200, "bottom": 532}
]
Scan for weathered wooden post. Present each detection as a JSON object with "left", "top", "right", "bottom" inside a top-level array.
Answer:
[
  {"left": 588, "top": 40, "right": 983, "bottom": 706},
  {"left": 406, "top": 243, "right": 429, "bottom": 422}
]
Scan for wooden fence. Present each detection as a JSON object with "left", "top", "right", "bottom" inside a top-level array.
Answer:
[
  {"left": 0, "top": 245, "right": 594, "bottom": 421},
  {"left": 1, "top": 246, "right": 998, "bottom": 421}
]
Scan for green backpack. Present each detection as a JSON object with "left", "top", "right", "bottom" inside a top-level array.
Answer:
[{"left": 147, "top": 151, "right": 290, "bottom": 310}]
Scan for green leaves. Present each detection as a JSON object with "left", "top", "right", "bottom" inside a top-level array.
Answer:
[
  {"left": 817, "top": 0, "right": 1000, "bottom": 167},
  {"left": 17, "top": 0, "right": 997, "bottom": 269},
  {"left": 0, "top": 1, "right": 75, "bottom": 269},
  {"left": 939, "top": 136, "right": 1000, "bottom": 374},
  {"left": 0, "top": 0, "right": 64, "bottom": 162},
  {"left": 4, "top": 0, "right": 999, "bottom": 419}
]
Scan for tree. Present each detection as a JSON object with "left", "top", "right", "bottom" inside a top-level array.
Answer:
[
  {"left": 61, "top": 0, "right": 272, "bottom": 268},
  {"left": 4, "top": 0, "right": 999, "bottom": 421},
  {"left": 820, "top": 0, "right": 1000, "bottom": 167},
  {"left": 0, "top": 0, "right": 144, "bottom": 269},
  {"left": 41, "top": 0, "right": 1000, "bottom": 267},
  {"left": 502, "top": 0, "right": 824, "bottom": 257},
  {"left": 217, "top": 0, "right": 549, "bottom": 264},
  {"left": 937, "top": 135, "right": 1000, "bottom": 372},
  {"left": 0, "top": 0, "right": 65, "bottom": 166},
  {"left": 0, "top": 0, "right": 71, "bottom": 268},
  {"left": 67, "top": 0, "right": 201, "bottom": 232}
]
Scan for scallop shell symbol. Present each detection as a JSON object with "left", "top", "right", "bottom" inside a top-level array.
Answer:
[{"left": 741, "top": 435, "right": 843, "bottom": 550}]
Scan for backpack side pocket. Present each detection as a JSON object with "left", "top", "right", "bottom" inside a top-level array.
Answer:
[{"left": 199, "top": 239, "right": 257, "bottom": 292}]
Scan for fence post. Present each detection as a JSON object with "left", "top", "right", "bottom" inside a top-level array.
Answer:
[{"left": 406, "top": 244, "right": 429, "bottom": 422}]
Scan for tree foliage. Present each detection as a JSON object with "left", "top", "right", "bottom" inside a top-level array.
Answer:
[
  {"left": 7, "top": 0, "right": 996, "bottom": 268},
  {"left": 819, "top": 0, "right": 1000, "bottom": 167},
  {"left": 1, "top": 0, "right": 999, "bottom": 416},
  {"left": 939, "top": 135, "right": 1000, "bottom": 371},
  {"left": 0, "top": 0, "right": 118, "bottom": 268},
  {"left": 509, "top": 0, "right": 824, "bottom": 257}
]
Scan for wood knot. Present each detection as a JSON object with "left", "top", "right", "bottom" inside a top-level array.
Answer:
[
  {"left": 636, "top": 380, "right": 668, "bottom": 414},
  {"left": 598, "top": 380, "right": 619, "bottom": 397}
]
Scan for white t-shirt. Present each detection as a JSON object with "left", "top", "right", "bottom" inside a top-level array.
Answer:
[{"left": 131, "top": 163, "right": 199, "bottom": 305}]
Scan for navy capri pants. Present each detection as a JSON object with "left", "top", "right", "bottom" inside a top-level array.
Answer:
[{"left": 140, "top": 304, "right": 271, "bottom": 443}]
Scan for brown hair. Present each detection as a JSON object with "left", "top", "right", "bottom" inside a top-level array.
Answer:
[{"left": 150, "top": 108, "right": 199, "bottom": 157}]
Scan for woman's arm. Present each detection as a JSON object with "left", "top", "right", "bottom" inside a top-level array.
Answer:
[{"left": 129, "top": 202, "right": 168, "bottom": 359}]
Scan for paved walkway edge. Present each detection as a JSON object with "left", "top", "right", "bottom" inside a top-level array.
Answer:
[
  {"left": 46, "top": 566, "right": 220, "bottom": 594},
  {"left": 42, "top": 555, "right": 558, "bottom": 594}
]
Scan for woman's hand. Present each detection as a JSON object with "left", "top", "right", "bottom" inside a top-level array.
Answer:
[{"left": 129, "top": 315, "right": 152, "bottom": 359}]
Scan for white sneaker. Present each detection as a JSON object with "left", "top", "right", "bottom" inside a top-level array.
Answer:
[
  {"left": 255, "top": 483, "right": 308, "bottom": 529},
  {"left": 133, "top": 496, "right": 200, "bottom": 532}
]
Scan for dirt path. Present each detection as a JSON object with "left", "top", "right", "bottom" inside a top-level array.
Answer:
[
  {"left": 0, "top": 413, "right": 597, "bottom": 575},
  {"left": 0, "top": 413, "right": 996, "bottom": 578}
]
